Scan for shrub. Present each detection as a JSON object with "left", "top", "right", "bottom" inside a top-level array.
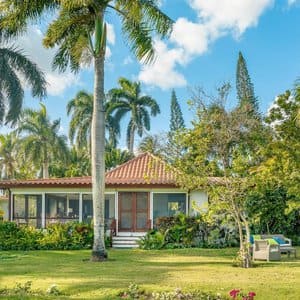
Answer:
[
  {"left": 0, "top": 221, "right": 101, "bottom": 251},
  {"left": 140, "top": 214, "right": 238, "bottom": 250}
]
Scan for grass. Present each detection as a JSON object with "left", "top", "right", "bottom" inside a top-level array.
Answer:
[{"left": 0, "top": 247, "right": 299, "bottom": 299}]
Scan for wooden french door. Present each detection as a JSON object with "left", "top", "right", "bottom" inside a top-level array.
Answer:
[{"left": 118, "top": 192, "right": 149, "bottom": 232}]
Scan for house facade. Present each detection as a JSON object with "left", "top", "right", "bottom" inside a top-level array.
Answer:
[{"left": 0, "top": 153, "right": 208, "bottom": 245}]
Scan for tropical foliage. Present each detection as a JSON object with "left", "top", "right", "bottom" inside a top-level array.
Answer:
[
  {"left": 67, "top": 90, "right": 120, "bottom": 150},
  {"left": 17, "top": 104, "right": 69, "bottom": 179},
  {"left": 0, "top": 46, "right": 47, "bottom": 125},
  {"left": 0, "top": 0, "right": 173, "bottom": 261},
  {"left": 108, "top": 77, "right": 161, "bottom": 153},
  {"left": 0, "top": 133, "right": 19, "bottom": 179}
]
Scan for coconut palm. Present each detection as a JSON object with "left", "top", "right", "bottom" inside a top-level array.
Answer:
[
  {"left": 18, "top": 104, "right": 69, "bottom": 179},
  {"left": 108, "top": 78, "right": 160, "bottom": 153},
  {"left": 138, "top": 134, "right": 164, "bottom": 157},
  {"left": 1, "top": 0, "right": 172, "bottom": 261},
  {"left": 67, "top": 90, "right": 120, "bottom": 150},
  {"left": 0, "top": 46, "right": 47, "bottom": 125},
  {"left": 0, "top": 132, "right": 19, "bottom": 179},
  {"left": 105, "top": 143, "right": 133, "bottom": 170}
]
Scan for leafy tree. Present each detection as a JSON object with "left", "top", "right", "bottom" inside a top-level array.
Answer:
[
  {"left": 67, "top": 90, "right": 120, "bottom": 150},
  {"left": 174, "top": 84, "right": 266, "bottom": 268},
  {"left": 108, "top": 77, "right": 160, "bottom": 153},
  {"left": 0, "top": 46, "right": 47, "bottom": 125},
  {"left": 170, "top": 90, "right": 185, "bottom": 132},
  {"left": 0, "top": 132, "right": 19, "bottom": 179},
  {"left": 257, "top": 88, "right": 300, "bottom": 195},
  {"left": 18, "top": 104, "right": 69, "bottom": 179},
  {"left": 236, "top": 52, "right": 258, "bottom": 114},
  {"left": 246, "top": 185, "right": 297, "bottom": 235},
  {"left": 1, "top": 0, "right": 173, "bottom": 261}
]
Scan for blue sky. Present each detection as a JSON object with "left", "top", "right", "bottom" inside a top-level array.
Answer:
[{"left": 11, "top": 0, "right": 300, "bottom": 147}]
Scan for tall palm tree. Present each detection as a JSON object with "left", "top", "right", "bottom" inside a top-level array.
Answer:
[
  {"left": 108, "top": 78, "right": 160, "bottom": 153},
  {"left": 18, "top": 104, "right": 69, "bottom": 179},
  {"left": 0, "top": 132, "right": 19, "bottom": 179},
  {"left": 67, "top": 90, "right": 120, "bottom": 150},
  {"left": 0, "top": 46, "right": 47, "bottom": 125},
  {"left": 1, "top": 0, "right": 173, "bottom": 261}
]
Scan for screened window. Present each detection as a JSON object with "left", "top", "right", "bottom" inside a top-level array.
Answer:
[
  {"left": 13, "top": 195, "right": 42, "bottom": 227},
  {"left": 82, "top": 193, "right": 115, "bottom": 223},
  {"left": 45, "top": 194, "right": 79, "bottom": 223},
  {"left": 153, "top": 193, "right": 186, "bottom": 223}
]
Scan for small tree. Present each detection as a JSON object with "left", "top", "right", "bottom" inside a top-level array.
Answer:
[{"left": 174, "top": 84, "right": 267, "bottom": 268}]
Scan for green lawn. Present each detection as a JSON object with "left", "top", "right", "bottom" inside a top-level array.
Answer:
[{"left": 0, "top": 248, "right": 299, "bottom": 299}]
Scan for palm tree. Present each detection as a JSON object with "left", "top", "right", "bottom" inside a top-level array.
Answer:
[
  {"left": 108, "top": 78, "right": 160, "bottom": 153},
  {"left": 18, "top": 104, "right": 69, "bottom": 179},
  {"left": 67, "top": 90, "right": 120, "bottom": 150},
  {"left": 0, "top": 132, "right": 19, "bottom": 179},
  {"left": 1, "top": 0, "right": 173, "bottom": 261},
  {"left": 105, "top": 143, "right": 133, "bottom": 170},
  {"left": 0, "top": 46, "right": 47, "bottom": 125},
  {"left": 138, "top": 134, "right": 164, "bottom": 157}
]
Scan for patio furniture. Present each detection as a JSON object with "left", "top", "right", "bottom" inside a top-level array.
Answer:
[
  {"left": 280, "top": 246, "right": 297, "bottom": 258},
  {"left": 253, "top": 240, "right": 281, "bottom": 261},
  {"left": 260, "top": 234, "right": 292, "bottom": 248}
]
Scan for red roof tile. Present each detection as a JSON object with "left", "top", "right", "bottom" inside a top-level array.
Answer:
[{"left": 0, "top": 153, "right": 177, "bottom": 188}]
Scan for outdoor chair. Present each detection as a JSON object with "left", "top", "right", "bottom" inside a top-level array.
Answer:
[{"left": 253, "top": 240, "right": 281, "bottom": 261}]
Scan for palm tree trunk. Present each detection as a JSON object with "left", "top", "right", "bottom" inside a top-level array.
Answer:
[
  {"left": 129, "top": 127, "right": 135, "bottom": 153},
  {"left": 91, "top": 46, "right": 107, "bottom": 260},
  {"left": 42, "top": 161, "right": 49, "bottom": 178}
]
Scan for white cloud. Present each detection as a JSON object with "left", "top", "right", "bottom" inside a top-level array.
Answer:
[
  {"left": 16, "top": 26, "right": 80, "bottom": 96},
  {"left": 288, "top": 0, "right": 297, "bottom": 5},
  {"left": 138, "top": 0, "right": 273, "bottom": 90},
  {"left": 107, "top": 23, "right": 116, "bottom": 45},
  {"left": 189, "top": 0, "right": 274, "bottom": 36},
  {"left": 170, "top": 18, "right": 209, "bottom": 56},
  {"left": 123, "top": 56, "right": 134, "bottom": 65},
  {"left": 138, "top": 40, "right": 187, "bottom": 90}
]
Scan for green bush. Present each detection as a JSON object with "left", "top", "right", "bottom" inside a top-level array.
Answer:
[
  {"left": 139, "top": 214, "right": 238, "bottom": 250},
  {"left": 0, "top": 221, "right": 98, "bottom": 250}
]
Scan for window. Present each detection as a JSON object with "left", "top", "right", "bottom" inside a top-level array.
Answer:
[
  {"left": 45, "top": 194, "right": 79, "bottom": 223},
  {"left": 153, "top": 193, "right": 186, "bottom": 223},
  {"left": 13, "top": 195, "right": 42, "bottom": 227},
  {"left": 82, "top": 193, "right": 115, "bottom": 223}
]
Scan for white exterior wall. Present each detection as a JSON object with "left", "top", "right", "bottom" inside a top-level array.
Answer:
[{"left": 189, "top": 191, "right": 208, "bottom": 216}]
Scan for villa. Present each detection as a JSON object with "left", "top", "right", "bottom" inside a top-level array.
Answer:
[{"left": 0, "top": 153, "right": 208, "bottom": 247}]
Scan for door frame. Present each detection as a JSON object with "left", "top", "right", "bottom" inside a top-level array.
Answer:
[{"left": 118, "top": 192, "right": 150, "bottom": 232}]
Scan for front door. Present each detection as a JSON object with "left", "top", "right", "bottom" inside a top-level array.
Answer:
[{"left": 119, "top": 192, "right": 149, "bottom": 232}]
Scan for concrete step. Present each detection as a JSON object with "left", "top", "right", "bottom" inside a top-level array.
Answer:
[
  {"left": 113, "top": 236, "right": 141, "bottom": 241},
  {"left": 112, "top": 235, "right": 144, "bottom": 248},
  {"left": 112, "top": 244, "right": 139, "bottom": 249}
]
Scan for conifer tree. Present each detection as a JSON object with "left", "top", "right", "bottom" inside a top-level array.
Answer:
[
  {"left": 170, "top": 90, "right": 185, "bottom": 132},
  {"left": 236, "top": 52, "right": 259, "bottom": 113}
]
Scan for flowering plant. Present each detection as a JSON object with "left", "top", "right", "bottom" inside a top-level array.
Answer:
[{"left": 229, "top": 289, "right": 256, "bottom": 300}]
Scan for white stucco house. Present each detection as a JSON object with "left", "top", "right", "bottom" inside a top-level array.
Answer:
[{"left": 0, "top": 152, "right": 208, "bottom": 247}]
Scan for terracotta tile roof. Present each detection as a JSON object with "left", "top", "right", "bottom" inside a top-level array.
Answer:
[
  {"left": 106, "top": 152, "right": 176, "bottom": 186},
  {"left": 0, "top": 153, "right": 177, "bottom": 188}
]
